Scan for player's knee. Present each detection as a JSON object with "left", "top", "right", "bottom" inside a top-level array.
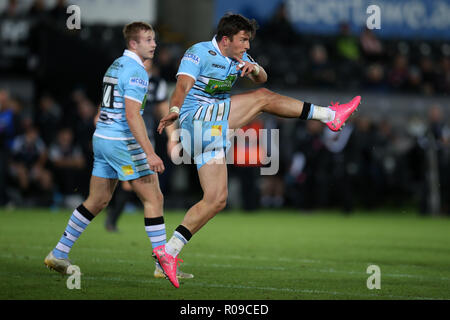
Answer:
[
  {"left": 254, "top": 88, "right": 276, "bottom": 110},
  {"left": 208, "top": 192, "right": 227, "bottom": 213},
  {"left": 155, "top": 190, "right": 164, "bottom": 205},
  {"left": 87, "top": 193, "right": 112, "bottom": 212},
  {"left": 150, "top": 189, "right": 164, "bottom": 207},
  {"left": 141, "top": 189, "right": 163, "bottom": 211},
  {"left": 255, "top": 87, "right": 274, "bottom": 100},
  {"left": 215, "top": 196, "right": 227, "bottom": 212},
  {"left": 98, "top": 197, "right": 111, "bottom": 211}
]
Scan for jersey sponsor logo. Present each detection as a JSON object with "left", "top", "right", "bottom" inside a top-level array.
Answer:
[
  {"left": 129, "top": 77, "right": 148, "bottom": 88},
  {"left": 182, "top": 53, "right": 200, "bottom": 64},
  {"left": 208, "top": 50, "right": 217, "bottom": 56},
  {"left": 204, "top": 74, "right": 237, "bottom": 94},
  {"left": 212, "top": 63, "right": 226, "bottom": 70}
]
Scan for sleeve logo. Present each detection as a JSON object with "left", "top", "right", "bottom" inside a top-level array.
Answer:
[
  {"left": 182, "top": 53, "right": 200, "bottom": 65},
  {"left": 129, "top": 77, "right": 148, "bottom": 88}
]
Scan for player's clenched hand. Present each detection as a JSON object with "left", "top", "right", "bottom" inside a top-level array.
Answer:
[
  {"left": 157, "top": 112, "right": 179, "bottom": 135},
  {"left": 236, "top": 57, "right": 256, "bottom": 77},
  {"left": 147, "top": 152, "right": 165, "bottom": 173}
]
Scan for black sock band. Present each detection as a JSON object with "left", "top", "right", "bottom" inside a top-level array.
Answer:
[
  {"left": 76, "top": 204, "right": 95, "bottom": 221},
  {"left": 175, "top": 225, "right": 192, "bottom": 241},
  {"left": 144, "top": 216, "right": 165, "bottom": 226},
  {"left": 299, "top": 102, "right": 312, "bottom": 120}
]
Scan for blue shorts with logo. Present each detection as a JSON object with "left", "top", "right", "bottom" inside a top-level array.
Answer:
[
  {"left": 91, "top": 135, "right": 154, "bottom": 181},
  {"left": 179, "top": 99, "right": 231, "bottom": 169}
]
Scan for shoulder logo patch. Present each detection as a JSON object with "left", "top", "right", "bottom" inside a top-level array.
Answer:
[
  {"left": 182, "top": 53, "right": 200, "bottom": 64},
  {"left": 208, "top": 50, "right": 217, "bottom": 56}
]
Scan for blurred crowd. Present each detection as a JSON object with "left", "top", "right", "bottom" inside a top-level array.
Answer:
[
  {"left": 0, "top": 0, "right": 449, "bottom": 214},
  {"left": 248, "top": 4, "right": 450, "bottom": 95},
  {"left": 1, "top": 86, "right": 449, "bottom": 214},
  {"left": 0, "top": 87, "right": 94, "bottom": 207}
]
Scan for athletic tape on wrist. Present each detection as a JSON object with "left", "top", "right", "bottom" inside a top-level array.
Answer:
[
  {"left": 169, "top": 106, "right": 180, "bottom": 114},
  {"left": 252, "top": 64, "right": 260, "bottom": 76}
]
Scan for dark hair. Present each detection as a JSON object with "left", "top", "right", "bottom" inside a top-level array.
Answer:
[
  {"left": 123, "top": 21, "right": 153, "bottom": 48},
  {"left": 216, "top": 13, "right": 258, "bottom": 41}
]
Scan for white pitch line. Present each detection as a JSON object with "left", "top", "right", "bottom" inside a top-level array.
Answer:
[
  {"left": 41, "top": 273, "right": 450, "bottom": 300},
  {"left": 1, "top": 243, "right": 446, "bottom": 275},
  {"left": 1, "top": 253, "right": 449, "bottom": 283},
  {"left": 1, "top": 270, "right": 440, "bottom": 300}
]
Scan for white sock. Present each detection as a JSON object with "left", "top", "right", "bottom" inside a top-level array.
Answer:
[
  {"left": 165, "top": 232, "right": 187, "bottom": 257},
  {"left": 311, "top": 106, "right": 335, "bottom": 123}
]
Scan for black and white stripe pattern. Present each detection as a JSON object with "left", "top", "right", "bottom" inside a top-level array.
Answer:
[
  {"left": 53, "top": 205, "right": 94, "bottom": 259},
  {"left": 144, "top": 217, "right": 166, "bottom": 249},
  {"left": 193, "top": 101, "right": 230, "bottom": 122}
]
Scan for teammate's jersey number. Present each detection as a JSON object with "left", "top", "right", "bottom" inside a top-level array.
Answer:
[{"left": 102, "top": 83, "right": 114, "bottom": 108}]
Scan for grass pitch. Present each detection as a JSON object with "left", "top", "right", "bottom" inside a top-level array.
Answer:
[{"left": 0, "top": 208, "right": 449, "bottom": 300}]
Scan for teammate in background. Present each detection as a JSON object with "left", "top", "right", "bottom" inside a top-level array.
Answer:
[
  {"left": 44, "top": 22, "right": 169, "bottom": 276},
  {"left": 104, "top": 58, "right": 193, "bottom": 279},
  {"left": 155, "top": 13, "right": 361, "bottom": 288}
]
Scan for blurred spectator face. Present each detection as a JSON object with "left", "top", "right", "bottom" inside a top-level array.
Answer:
[
  {"left": 56, "top": 0, "right": 66, "bottom": 7},
  {"left": 420, "top": 57, "right": 433, "bottom": 72},
  {"left": 71, "top": 89, "right": 88, "bottom": 105},
  {"left": 57, "top": 128, "right": 73, "bottom": 147},
  {"left": 77, "top": 100, "right": 95, "bottom": 120},
  {"left": 24, "top": 126, "right": 38, "bottom": 144},
  {"left": 8, "top": 98, "right": 23, "bottom": 114},
  {"left": 394, "top": 55, "right": 408, "bottom": 70},
  {"left": 0, "top": 89, "right": 10, "bottom": 110},
  {"left": 39, "top": 95, "right": 54, "bottom": 112},
  {"left": 428, "top": 105, "right": 443, "bottom": 123},
  {"left": 441, "top": 57, "right": 450, "bottom": 71},
  {"left": 367, "top": 64, "right": 384, "bottom": 83},
  {"left": 339, "top": 23, "right": 350, "bottom": 36},
  {"left": 408, "top": 67, "right": 422, "bottom": 86},
  {"left": 311, "top": 45, "right": 327, "bottom": 64},
  {"left": 7, "top": 0, "right": 18, "bottom": 16},
  {"left": 379, "top": 121, "right": 392, "bottom": 138},
  {"left": 21, "top": 116, "right": 33, "bottom": 132},
  {"left": 32, "top": 0, "right": 45, "bottom": 11}
]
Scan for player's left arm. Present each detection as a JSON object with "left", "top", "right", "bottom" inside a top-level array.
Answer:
[
  {"left": 237, "top": 53, "right": 267, "bottom": 84},
  {"left": 246, "top": 63, "right": 267, "bottom": 84}
]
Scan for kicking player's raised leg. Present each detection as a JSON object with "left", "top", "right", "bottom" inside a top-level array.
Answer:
[
  {"left": 44, "top": 176, "right": 118, "bottom": 274},
  {"left": 228, "top": 88, "right": 361, "bottom": 131}
]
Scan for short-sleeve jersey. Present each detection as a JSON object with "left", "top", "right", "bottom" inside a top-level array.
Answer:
[
  {"left": 176, "top": 36, "right": 256, "bottom": 116},
  {"left": 94, "top": 50, "right": 149, "bottom": 140}
]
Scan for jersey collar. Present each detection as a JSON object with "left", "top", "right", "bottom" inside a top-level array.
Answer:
[
  {"left": 212, "top": 35, "right": 231, "bottom": 64},
  {"left": 123, "top": 49, "right": 145, "bottom": 68}
]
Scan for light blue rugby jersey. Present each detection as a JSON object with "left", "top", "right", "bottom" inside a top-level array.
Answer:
[
  {"left": 176, "top": 36, "right": 256, "bottom": 119},
  {"left": 94, "top": 50, "right": 149, "bottom": 140}
]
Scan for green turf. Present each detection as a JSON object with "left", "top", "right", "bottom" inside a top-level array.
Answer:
[{"left": 0, "top": 208, "right": 449, "bottom": 300}]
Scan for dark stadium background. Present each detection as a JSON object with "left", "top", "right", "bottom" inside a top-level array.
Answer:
[{"left": 0, "top": 0, "right": 448, "bottom": 216}]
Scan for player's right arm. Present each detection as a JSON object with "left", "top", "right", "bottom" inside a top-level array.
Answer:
[
  {"left": 158, "top": 45, "right": 202, "bottom": 134},
  {"left": 157, "top": 75, "right": 195, "bottom": 134},
  {"left": 125, "top": 97, "right": 164, "bottom": 173}
]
